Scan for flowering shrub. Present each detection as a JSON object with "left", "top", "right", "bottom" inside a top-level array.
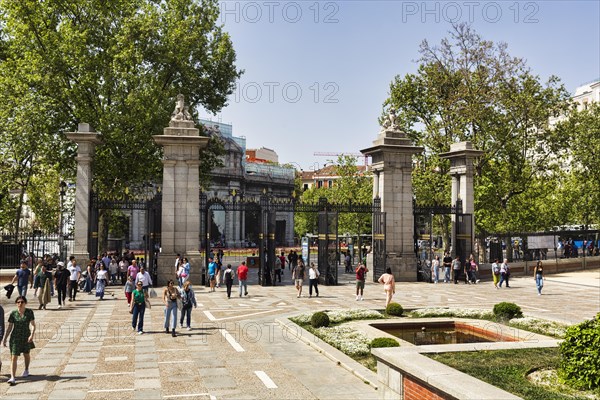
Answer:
[
  {"left": 290, "top": 309, "right": 384, "bottom": 326},
  {"left": 313, "top": 326, "right": 371, "bottom": 356},
  {"left": 409, "top": 307, "right": 494, "bottom": 319},
  {"left": 509, "top": 317, "right": 568, "bottom": 338}
]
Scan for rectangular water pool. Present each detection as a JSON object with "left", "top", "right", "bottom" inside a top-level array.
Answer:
[{"left": 371, "top": 321, "right": 519, "bottom": 345}]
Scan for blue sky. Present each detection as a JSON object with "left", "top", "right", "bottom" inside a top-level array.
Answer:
[{"left": 201, "top": 1, "right": 600, "bottom": 170}]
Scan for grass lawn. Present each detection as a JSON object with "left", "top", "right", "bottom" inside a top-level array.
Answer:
[{"left": 427, "top": 347, "right": 599, "bottom": 400}]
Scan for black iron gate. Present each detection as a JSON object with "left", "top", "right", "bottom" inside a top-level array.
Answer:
[
  {"left": 200, "top": 193, "right": 383, "bottom": 287},
  {"left": 413, "top": 200, "right": 469, "bottom": 282},
  {"left": 90, "top": 189, "right": 162, "bottom": 281}
]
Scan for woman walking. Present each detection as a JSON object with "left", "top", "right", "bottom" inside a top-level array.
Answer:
[
  {"left": 130, "top": 282, "right": 146, "bottom": 334},
  {"left": 292, "top": 260, "right": 306, "bottom": 298},
  {"left": 378, "top": 267, "right": 396, "bottom": 307},
  {"left": 95, "top": 264, "right": 109, "bottom": 300},
  {"left": 533, "top": 261, "right": 544, "bottom": 295},
  {"left": 179, "top": 281, "right": 197, "bottom": 330},
  {"left": 431, "top": 255, "right": 440, "bottom": 284},
  {"left": 163, "top": 280, "right": 179, "bottom": 337},
  {"left": 2, "top": 296, "right": 36, "bottom": 385},
  {"left": 491, "top": 258, "right": 501, "bottom": 289},
  {"left": 36, "top": 265, "right": 52, "bottom": 310},
  {"left": 308, "top": 262, "right": 320, "bottom": 298}
]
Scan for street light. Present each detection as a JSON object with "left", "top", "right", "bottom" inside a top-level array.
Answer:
[{"left": 59, "top": 181, "right": 67, "bottom": 261}]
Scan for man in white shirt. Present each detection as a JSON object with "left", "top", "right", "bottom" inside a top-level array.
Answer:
[
  {"left": 135, "top": 266, "right": 153, "bottom": 294},
  {"left": 67, "top": 256, "right": 81, "bottom": 301}
]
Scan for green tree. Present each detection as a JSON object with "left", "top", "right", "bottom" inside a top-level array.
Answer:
[
  {"left": 386, "top": 23, "right": 571, "bottom": 234},
  {"left": 554, "top": 102, "right": 600, "bottom": 226},
  {"left": 0, "top": 0, "right": 241, "bottom": 230}
]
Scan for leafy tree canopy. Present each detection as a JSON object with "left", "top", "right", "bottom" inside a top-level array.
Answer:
[
  {"left": 0, "top": 0, "right": 242, "bottom": 229},
  {"left": 386, "top": 23, "right": 571, "bottom": 233}
]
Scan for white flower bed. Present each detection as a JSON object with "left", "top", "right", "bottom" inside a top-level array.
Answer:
[
  {"left": 410, "top": 307, "right": 494, "bottom": 319},
  {"left": 313, "top": 325, "right": 371, "bottom": 356},
  {"left": 290, "top": 308, "right": 384, "bottom": 325},
  {"left": 509, "top": 317, "right": 568, "bottom": 338}
]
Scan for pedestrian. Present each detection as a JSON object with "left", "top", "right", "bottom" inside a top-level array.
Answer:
[
  {"left": 499, "top": 258, "right": 511, "bottom": 288},
  {"left": 179, "top": 281, "right": 197, "bottom": 330},
  {"left": 344, "top": 252, "right": 352, "bottom": 273},
  {"left": 533, "top": 260, "right": 544, "bottom": 295},
  {"left": 84, "top": 260, "right": 94, "bottom": 294},
  {"left": 442, "top": 252, "right": 452, "bottom": 283},
  {"left": 491, "top": 258, "right": 501, "bottom": 289},
  {"left": 163, "top": 280, "right": 179, "bottom": 337},
  {"left": 223, "top": 264, "right": 235, "bottom": 298},
  {"left": 182, "top": 257, "right": 191, "bottom": 285},
  {"left": 292, "top": 260, "right": 305, "bottom": 298},
  {"left": 237, "top": 261, "right": 249, "bottom": 297},
  {"left": 452, "top": 255, "right": 462, "bottom": 284},
  {"left": 127, "top": 259, "right": 139, "bottom": 281},
  {"left": 431, "top": 255, "right": 440, "bottom": 284},
  {"left": 274, "top": 256, "right": 282, "bottom": 284},
  {"left": 53, "top": 262, "right": 69, "bottom": 309},
  {"left": 0, "top": 303, "right": 4, "bottom": 373},
  {"left": 207, "top": 257, "right": 217, "bottom": 292},
  {"left": 95, "top": 264, "right": 109, "bottom": 300},
  {"left": 118, "top": 258, "right": 128, "bottom": 285},
  {"left": 124, "top": 276, "right": 134, "bottom": 305},
  {"left": 355, "top": 261, "right": 368, "bottom": 301},
  {"left": 215, "top": 260, "right": 222, "bottom": 288},
  {"left": 135, "top": 266, "right": 153, "bottom": 296},
  {"left": 308, "top": 262, "right": 320, "bottom": 298},
  {"left": 466, "top": 254, "right": 480, "bottom": 284},
  {"left": 36, "top": 265, "right": 52, "bottom": 310},
  {"left": 378, "top": 267, "right": 396, "bottom": 307},
  {"left": 67, "top": 256, "right": 81, "bottom": 302},
  {"left": 109, "top": 256, "right": 118, "bottom": 285},
  {"left": 130, "top": 282, "right": 146, "bottom": 334},
  {"left": 2, "top": 296, "right": 36, "bottom": 385},
  {"left": 11, "top": 261, "right": 33, "bottom": 299}
]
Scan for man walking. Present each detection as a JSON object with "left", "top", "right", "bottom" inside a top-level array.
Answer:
[
  {"left": 237, "top": 261, "right": 248, "bottom": 297},
  {"left": 67, "top": 256, "right": 81, "bottom": 301},
  {"left": 442, "top": 252, "right": 452, "bottom": 283},
  {"left": 54, "top": 261, "right": 69, "bottom": 309}
]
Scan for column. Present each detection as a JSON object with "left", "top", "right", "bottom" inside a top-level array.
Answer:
[{"left": 66, "top": 123, "right": 102, "bottom": 263}]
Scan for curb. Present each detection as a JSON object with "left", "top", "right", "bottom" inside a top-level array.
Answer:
[{"left": 275, "top": 317, "right": 379, "bottom": 391}]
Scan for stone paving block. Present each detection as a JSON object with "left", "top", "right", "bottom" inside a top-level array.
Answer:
[
  {"left": 48, "top": 389, "right": 88, "bottom": 400},
  {"left": 134, "top": 378, "right": 161, "bottom": 390},
  {"left": 5, "top": 379, "right": 48, "bottom": 394},
  {"left": 63, "top": 363, "right": 97, "bottom": 373},
  {"left": 201, "top": 375, "right": 238, "bottom": 390},
  {"left": 134, "top": 389, "right": 163, "bottom": 400},
  {"left": 135, "top": 361, "right": 159, "bottom": 370},
  {"left": 197, "top": 367, "right": 229, "bottom": 377}
]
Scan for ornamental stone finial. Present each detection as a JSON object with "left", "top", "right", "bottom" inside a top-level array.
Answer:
[{"left": 171, "top": 94, "right": 193, "bottom": 122}]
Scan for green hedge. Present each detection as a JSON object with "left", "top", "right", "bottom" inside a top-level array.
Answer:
[
  {"left": 559, "top": 313, "right": 600, "bottom": 390},
  {"left": 493, "top": 302, "right": 522, "bottom": 321},
  {"left": 371, "top": 337, "right": 400, "bottom": 348},
  {"left": 386, "top": 302, "right": 403, "bottom": 316},
  {"left": 310, "top": 311, "right": 330, "bottom": 328}
]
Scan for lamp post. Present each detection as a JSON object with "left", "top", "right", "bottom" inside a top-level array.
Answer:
[{"left": 59, "top": 181, "right": 67, "bottom": 261}]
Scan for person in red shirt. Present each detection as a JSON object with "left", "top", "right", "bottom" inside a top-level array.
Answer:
[
  {"left": 237, "top": 261, "right": 249, "bottom": 297},
  {"left": 355, "top": 261, "right": 369, "bottom": 301}
]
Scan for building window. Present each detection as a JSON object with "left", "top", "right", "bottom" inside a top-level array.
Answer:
[
  {"left": 317, "top": 180, "right": 323, "bottom": 188},
  {"left": 328, "top": 180, "right": 333, "bottom": 188},
  {"left": 303, "top": 184, "right": 309, "bottom": 191}
]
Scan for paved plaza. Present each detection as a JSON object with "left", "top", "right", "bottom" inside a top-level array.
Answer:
[{"left": 0, "top": 268, "right": 598, "bottom": 399}]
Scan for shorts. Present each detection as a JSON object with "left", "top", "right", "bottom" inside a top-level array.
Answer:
[
  {"left": 356, "top": 280, "right": 365, "bottom": 289},
  {"left": 295, "top": 279, "right": 303, "bottom": 286},
  {"left": 209, "top": 274, "right": 215, "bottom": 281}
]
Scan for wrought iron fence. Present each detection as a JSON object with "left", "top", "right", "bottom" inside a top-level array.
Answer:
[{"left": 0, "top": 231, "right": 74, "bottom": 268}]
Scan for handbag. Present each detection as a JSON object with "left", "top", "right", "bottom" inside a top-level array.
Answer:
[
  {"left": 149, "top": 288, "right": 157, "bottom": 298},
  {"left": 177, "top": 298, "right": 183, "bottom": 311},
  {"left": 144, "top": 297, "right": 151, "bottom": 309}
]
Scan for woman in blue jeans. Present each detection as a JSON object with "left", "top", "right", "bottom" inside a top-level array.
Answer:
[
  {"left": 179, "top": 281, "right": 197, "bottom": 330},
  {"left": 163, "top": 280, "right": 179, "bottom": 337},
  {"left": 533, "top": 261, "right": 544, "bottom": 295}
]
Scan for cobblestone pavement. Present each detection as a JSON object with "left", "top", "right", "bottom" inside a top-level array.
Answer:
[{"left": 0, "top": 268, "right": 598, "bottom": 399}]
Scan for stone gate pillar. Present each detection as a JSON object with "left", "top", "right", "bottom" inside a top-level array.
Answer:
[
  {"left": 361, "top": 112, "right": 423, "bottom": 281},
  {"left": 66, "top": 123, "right": 102, "bottom": 264},
  {"left": 153, "top": 95, "right": 209, "bottom": 286},
  {"left": 440, "top": 142, "right": 483, "bottom": 260}
]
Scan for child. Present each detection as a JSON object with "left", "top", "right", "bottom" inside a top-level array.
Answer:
[{"left": 124, "top": 276, "right": 134, "bottom": 305}]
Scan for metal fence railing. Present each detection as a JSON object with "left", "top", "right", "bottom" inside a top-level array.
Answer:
[{"left": 0, "top": 231, "right": 74, "bottom": 268}]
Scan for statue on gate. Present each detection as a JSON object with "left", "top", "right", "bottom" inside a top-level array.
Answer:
[{"left": 171, "top": 94, "right": 192, "bottom": 121}]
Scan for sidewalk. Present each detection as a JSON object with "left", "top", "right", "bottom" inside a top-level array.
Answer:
[{"left": 0, "top": 268, "right": 597, "bottom": 399}]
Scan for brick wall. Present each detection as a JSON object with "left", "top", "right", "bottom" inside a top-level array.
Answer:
[{"left": 404, "top": 375, "right": 451, "bottom": 400}]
